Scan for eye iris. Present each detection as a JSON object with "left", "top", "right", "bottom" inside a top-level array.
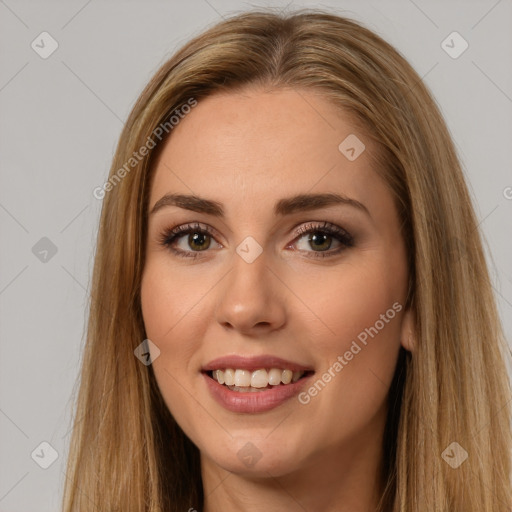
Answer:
[
  {"left": 309, "top": 232, "right": 331, "bottom": 251},
  {"left": 189, "top": 232, "right": 210, "bottom": 251}
]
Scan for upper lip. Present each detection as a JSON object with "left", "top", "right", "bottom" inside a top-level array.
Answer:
[{"left": 202, "top": 355, "right": 314, "bottom": 373}]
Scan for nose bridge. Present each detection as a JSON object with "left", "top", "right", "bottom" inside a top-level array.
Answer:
[
  {"left": 215, "top": 243, "right": 286, "bottom": 332},
  {"left": 231, "top": 242, "right": 269, "bottom": 292}
]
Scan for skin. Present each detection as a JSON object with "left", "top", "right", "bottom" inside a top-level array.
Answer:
[{"left": 140, "top": 86, "right": 415, "bottom": 512}]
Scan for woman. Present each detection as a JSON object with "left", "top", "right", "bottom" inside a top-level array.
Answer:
[{"left": 62, "top": 8, "right": 512, "bottom": 511}]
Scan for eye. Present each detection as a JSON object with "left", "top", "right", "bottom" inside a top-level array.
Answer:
[
  {"left": 158, "top": 221, "right": 354, "bottom": 259},
  {"left": 158, "top": 222, "right": 220, "bottom": 259},
  {"left": 290, "top": 221, "right": 354, "bottom": 258}
]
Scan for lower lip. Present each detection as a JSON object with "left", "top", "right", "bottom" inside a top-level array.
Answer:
[{"left": 202, "top": 372, "right": 313, "bottom": 413}]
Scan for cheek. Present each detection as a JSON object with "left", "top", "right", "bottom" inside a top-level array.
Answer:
[
  {"left": 306, "top": 257, "right": 404, "bottom": 349},
  {"left": 140, "top": 258, "right": 212, "bottom": 405},
  {"left": 140, "top": 258, "right": 208, "bottom": 344},
  {"left": 299, "top": 257, "right": 405, "bottom": 428},
  {"left": 140, "top": 264, "right": 200, "bottom": 437}
]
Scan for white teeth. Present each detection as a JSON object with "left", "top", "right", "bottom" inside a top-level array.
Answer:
[
  {"left": 224, "top": 368, "right": 235, "bottom": 386},
  {"left": 214, "top": 370, "right": 225, "bottom": 385},
  {"left": 211, "top": 368, "right": 306, "bottom": 388},
  {"left": 268, "top": 368, "right": 282, "bottom": 385},
  {"left": 234, "top": 369, "right": 251, "bottom": 387},
  {"left": 281, "top": 369, "right": 293, "bottom": 384},
  {"left": 251, "top": 369, "right": 268, "bottom": 388}
]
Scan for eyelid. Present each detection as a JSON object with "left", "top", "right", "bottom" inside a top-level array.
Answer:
[
  {"left": 163, "top": 222, "right": 223, "bottom": 244},
  {"left": 292, "top": 221, "right": 353, "bottom": 244},
  {"left": 158, "top": 220, "right": 354, "bottom": 259}
]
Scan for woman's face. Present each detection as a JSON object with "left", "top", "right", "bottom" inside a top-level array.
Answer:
[{"left": 141, "top": 87, "right": 413, "bottom": 478}]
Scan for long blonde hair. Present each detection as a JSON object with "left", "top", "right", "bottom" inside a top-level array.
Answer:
[{"left": 61, "top": 8, "right": 512, "bottom": 511}]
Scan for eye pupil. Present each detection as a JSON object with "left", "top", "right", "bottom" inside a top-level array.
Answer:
[
  {"left": 309, "top": 232, "right": 331, "bottom": 250},
  {"left": 189, "top": 232, "right": 210, "bottom": 251}
]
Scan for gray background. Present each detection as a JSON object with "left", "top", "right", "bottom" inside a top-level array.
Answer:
[{"left": 0, "top": 0, "right": 511, "bottom": 510}]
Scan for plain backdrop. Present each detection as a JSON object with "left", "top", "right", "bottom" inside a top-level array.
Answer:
[{"left": 0, "top": 1, "right": 511, "bottom": 510}]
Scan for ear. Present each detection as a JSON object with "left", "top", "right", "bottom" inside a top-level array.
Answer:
[{"left": 400, "top": 306, "right": 416, "bottom": 352}]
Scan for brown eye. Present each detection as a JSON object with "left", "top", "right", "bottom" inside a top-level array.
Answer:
[
  {"left": 185, "top": 232, "right": 211, "bottom": 251},
  {"left": 292, "top": 221, "right": 354, "bottom": 258},
  {"left": 303, "top": 231, "right": 334, "bottom": 251},
  {"left": 159, "top": 222, "right": 219, "bottom": 259}
]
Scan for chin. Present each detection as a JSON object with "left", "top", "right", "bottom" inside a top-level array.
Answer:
[{"left": 200, "top": 436, "right": 308, "bottom": 478}]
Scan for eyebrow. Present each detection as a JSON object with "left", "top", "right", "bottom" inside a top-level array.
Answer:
[{"left": 149, "top": 192, "right": 370, "bottom": 218}]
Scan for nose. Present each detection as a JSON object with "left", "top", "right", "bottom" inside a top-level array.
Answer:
[{"left": 215, "top": 248, "right": 287, "bottom": 335}]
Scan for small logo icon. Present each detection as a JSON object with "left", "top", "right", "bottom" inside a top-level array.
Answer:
[
  {"left": 237, "top": 441, "right": 262, "bottom": 468},
  {"left": 441, "top": 441, "right": 468, "bottom": 468},
  {"left": 32, "top": 237, "right": 58, "bottom": 263},
  {"left": 441, "top": 32, "right": 469, "bottom": 59},
  {"left": 338, "top": 134, "right": 366, "bottom": 161},
  {"left": 31, "top": 31, "right": 59, "bottom": 59},
  {"left": 134, "top": 339, "right": 161, "bottom": 366},
  {"left": 236, "top": 236, "right": 263, "bottom": 263},
  {"left": 31, "top": 441, "right": 59, "bottom": 469}
]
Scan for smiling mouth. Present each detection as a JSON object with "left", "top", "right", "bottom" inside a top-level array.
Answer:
[{"left": 205, "top": 368, "right": 313, "bottom": 392}]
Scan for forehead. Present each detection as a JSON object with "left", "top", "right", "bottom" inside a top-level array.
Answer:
[{"left": 148, "top": 87, "right": 388, "bottom": 219}]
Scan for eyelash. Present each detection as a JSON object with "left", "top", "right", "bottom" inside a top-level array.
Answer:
[{"left": 158, "top": 221, "right": 354, "bottom": 260}]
